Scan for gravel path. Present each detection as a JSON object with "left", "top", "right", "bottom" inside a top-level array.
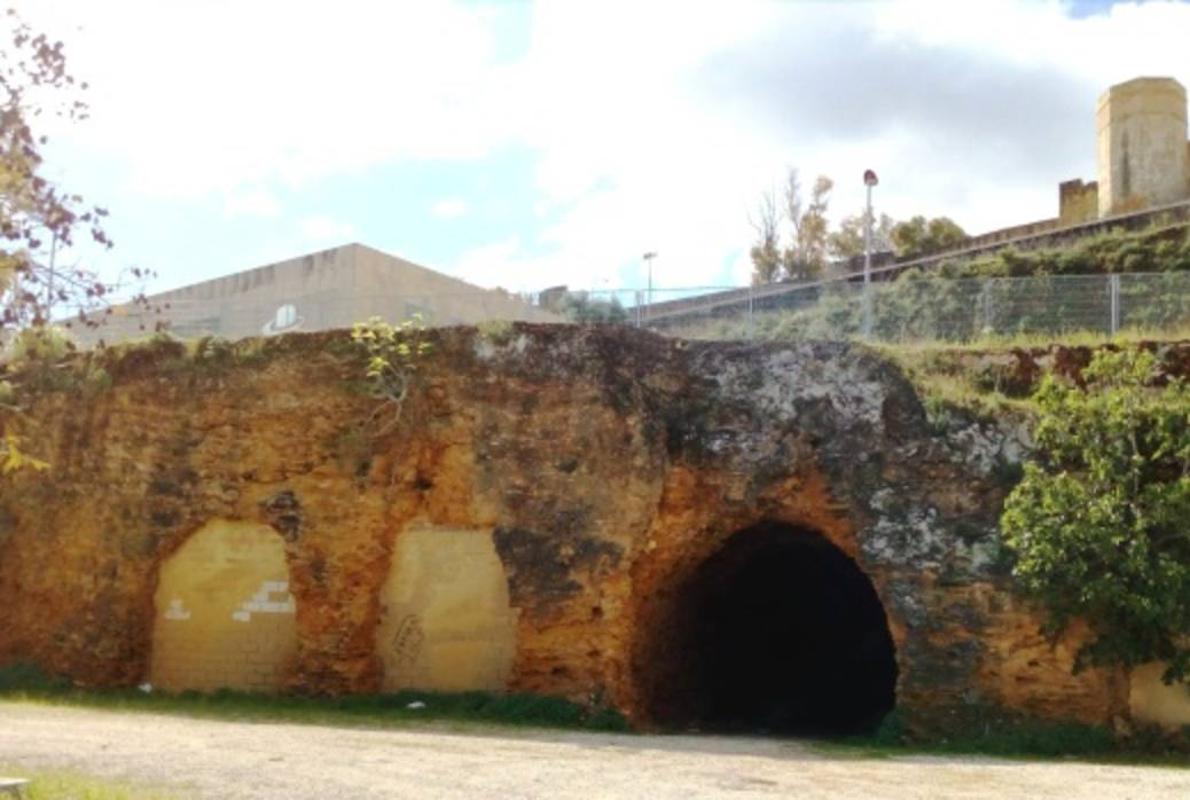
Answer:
[{"left": 0, "top": 702, "right": 1186, "bottom": 799}]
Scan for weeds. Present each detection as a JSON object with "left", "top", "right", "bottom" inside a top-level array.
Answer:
[
  {"left": 822, "top": 708, "right": 1186, "bottom": 766},
  {"left": 0, "top": 765, "right": 180, "bottom": 800},
  {"left": 0, "top": 664, "right": 630, "bottom": 733}
]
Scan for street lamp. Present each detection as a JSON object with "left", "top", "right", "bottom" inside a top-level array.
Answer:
[
  {"left": 863, "top": 169, "right": 879, "bottom": 286},
  {"left": 642, "top": 251, "right": 657, "bottom": 321},
  {"left": 862, "top": 169, "right": 879, "bottom": 338}
]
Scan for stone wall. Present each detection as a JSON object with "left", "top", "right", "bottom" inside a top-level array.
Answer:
[
  {"left": 0, "top": 326, "right": 1181, "bottom": 733},
  {"left": 1097, "top": 77, "right": 1190, "bottom": 217},
  {"left": 1058, "top": 179, "right": 1099, "bottom": 225}
]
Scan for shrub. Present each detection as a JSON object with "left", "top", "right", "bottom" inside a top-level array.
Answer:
[{"left": 1001, "top": 349, "right": 1190, "bottom": 683}]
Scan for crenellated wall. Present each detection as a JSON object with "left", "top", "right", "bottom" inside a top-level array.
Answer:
[{"left": 0, "top": 327, "right": 1183, "bottom": 733}]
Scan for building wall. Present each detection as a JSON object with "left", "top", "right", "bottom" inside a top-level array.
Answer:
[
  {"left": 1098, "top": 77, "right": 1189, "bottom": 217},
  {"left": 1058, "top": 179, "right": 1099, "bottom": 225},
  {"left": 350, "top": 245, "right": 558, "bottom": 328},
  {"left": 89, "top": 244, "right": 558, "bottom": 345}
]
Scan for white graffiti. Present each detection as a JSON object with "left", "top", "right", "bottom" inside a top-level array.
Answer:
[
  {"left": 231, "top": 579, "right": 296, "bottom": 623},
  {"left": 163, "top": 597, "right": 191, "bottom": 621}
]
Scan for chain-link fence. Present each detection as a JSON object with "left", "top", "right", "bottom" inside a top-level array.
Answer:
[
  {"left": 79, "top": 272, "right": 1189, "bottom": 347},
  {"left": 634, "top": 272, "right": 1190, "bottom": 344}
]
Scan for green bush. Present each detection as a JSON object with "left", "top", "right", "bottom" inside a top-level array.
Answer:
[
  {"left": 0, "top": 662, "right": 70, "bottom": 691},
  {"left": 938, "top": 720, "right": 1117, "bottom": 758},
  {"left": 2, "top": 326, "right": 75, "bottom": 365},
  {"left": 1001, "top": 349, "right": 1190, "bottom": 683},
  {"left": 954, "top": 223, "right": 1190, "bottom": 279}
]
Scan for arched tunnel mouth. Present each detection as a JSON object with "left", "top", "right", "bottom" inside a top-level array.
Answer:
[{"left": 639, "top": 521, "right": 898, "bottom": 736}]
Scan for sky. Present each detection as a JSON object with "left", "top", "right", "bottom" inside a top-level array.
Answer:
[{"left": 10, "top": 0, "right": 1190, "bottom": 296}]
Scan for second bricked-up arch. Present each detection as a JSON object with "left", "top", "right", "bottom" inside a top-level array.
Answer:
[{"left": 377, "top": 524, "right": 518, "bottom": 692}]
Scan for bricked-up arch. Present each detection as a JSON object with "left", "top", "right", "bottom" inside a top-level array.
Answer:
[
  {"left": 150, "top": 520, "right": 297, "bottom": 692},
  {"left": 636, "top": 521, "right": 897, "bottom": 735},
  {"left": 378, "top": 524, "right": 518, "bottom": 692}
]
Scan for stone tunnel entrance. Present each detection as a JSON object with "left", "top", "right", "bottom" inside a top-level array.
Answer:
[{"left": 637, "top": 521, "right": 897, "bottom": 736}]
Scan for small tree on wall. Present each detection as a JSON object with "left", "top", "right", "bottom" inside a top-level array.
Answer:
[
  {"left": 351, "top": 315, "right": 433, "bottom": 436},
  {"left": 1001, "top": 349, "right": 1190, "bottom": 684}
]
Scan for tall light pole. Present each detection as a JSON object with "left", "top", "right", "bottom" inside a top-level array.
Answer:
[
  {"left": 642, "top": 251, "right": 657, "bottom": 321},
  {"left": 862, "top": 169, "right": 879, "bottom": 338}
]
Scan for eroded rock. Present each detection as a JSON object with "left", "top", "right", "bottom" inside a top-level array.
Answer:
[{"left": 0, "top": 326, "right": 1139, "bottom": 732}]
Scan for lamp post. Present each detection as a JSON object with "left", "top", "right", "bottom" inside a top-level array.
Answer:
[
  {"left": 862, "top": 169, "right": 878, "bottom": 338},
  {"left": 642, "top": 251, "right": 657, "bottom": 321}
]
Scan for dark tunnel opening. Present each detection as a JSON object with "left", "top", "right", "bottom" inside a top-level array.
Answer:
[{"left": 647, "top": 521, "right": 898, "bottom": 736}]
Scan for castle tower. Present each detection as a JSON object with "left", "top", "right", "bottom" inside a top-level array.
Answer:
[{"left": 1097, "top": 77, "right": 1189, "bottom": 217}]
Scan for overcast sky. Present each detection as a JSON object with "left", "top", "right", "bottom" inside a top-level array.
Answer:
[{"left": 12, "top": 0, "right": 1190, "bottom": 295}]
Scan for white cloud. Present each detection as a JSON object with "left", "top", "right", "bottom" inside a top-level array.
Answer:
[
  {"left": 431, "top": 198, "right": 469, "bottom": 219},
  {"left": 223, "top": 187, "right": 281, "bottom": 219},
  {"left": 17, "top": 0, "right": 517, "bottom": 196},
  {"left": 12, "top": 0, "right": 1190, "bottom": 295},
  {"left": 298, "top": 215, "right": 357, "bottom": 245},
  {"left": 449, "top": 0, "right": 1190, "bottom": 292}
]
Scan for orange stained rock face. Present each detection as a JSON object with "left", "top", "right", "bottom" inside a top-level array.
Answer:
[
  {"left": 968, "top": 592, "right": 1126, "bottom": 725},
  {"left": 3, "top": 328, "right": 1183, "bottom": 735},
  {"left": 1129, "top": 662, "right": 1190, "bottom": 731}
]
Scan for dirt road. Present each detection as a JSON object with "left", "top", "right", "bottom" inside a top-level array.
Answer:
[{"left": 0, "top": 702, "right": 1185, "bottom": 799}]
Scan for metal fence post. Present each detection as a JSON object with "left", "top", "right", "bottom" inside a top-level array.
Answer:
[
  {"left": 861, "top": 284, "right": 872, "bottom": 339},
  {"left": 1109, "top": 274, "right": 1120, "bottom": 336},
  {"left": 747, "top": 285, "right": 755, "bottom": 340}
]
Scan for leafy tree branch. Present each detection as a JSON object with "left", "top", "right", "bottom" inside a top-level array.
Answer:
[
  {"left": 350, "top": 315, "right": 433, "bottom": 436},
  {"left": 1001, "top": 349, "right": 1190, "bottom": 684}
]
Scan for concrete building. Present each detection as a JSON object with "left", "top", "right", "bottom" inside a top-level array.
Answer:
[
  {"left": 93, "top": 243, "right": 559, "bottom": 343},
  {"left": 1060, "top": 76, "right": 1190, "bottom": 223}
]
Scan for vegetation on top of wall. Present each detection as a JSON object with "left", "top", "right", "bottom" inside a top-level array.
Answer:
[
  {"left": 942, "top": 221, "right": 1190, "bottom": 279},
  {"left": 557, "top": 291, "right": 630, "bottom": 324},
  {"left": 350, "top": 315, "right": 433, "bottom": 437},
  {"left": 872, "top": 344, "right": 1037, "bottom": 429},
  {"left": 0, "top": 327, "right": 80, "bottom": 475},
  {"left": 675, "top": 223, "right": 1190, "bottom": 346},
  {"left": 1001, "top": 349, "right": 1190, "bottom": 684},
  {"left": 680, "top": 264, "right": 1188, "bottom": 345}
]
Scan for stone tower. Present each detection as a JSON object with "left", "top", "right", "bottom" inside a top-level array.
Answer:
[{"left": 1097, "top": 76, "right": 1189, "bottom": 217}]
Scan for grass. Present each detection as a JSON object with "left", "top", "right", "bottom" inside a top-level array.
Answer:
[
  {"left": 874, "top": 324, "right": 1189, "bottom": 352},
  {"left": 868, "top": 324, "right": 1190, "bottom": 353},
  {"left": 0, "top": 665, "right": 630, "bottom": 734},
  {"left": 811, "top": 710, "right": 1189, "bottom": 768},
  {"left": 4, "top": 670, "right": 1186, "bottom": 768},
  {"left": 669, "top": 310, "right": 1190, "bottom": 349},
  {"left": 810, "top": 736, "right": 1189, "bottom": 768},
  {"left": 871, "top": 333, "right": 1190, "bottom": 433},
  {"left": 868, "top": 344, "right": 1039, "bottom": 429},
  {"left": 0, "top": 765, "right": 180, "bottom": 800}
]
